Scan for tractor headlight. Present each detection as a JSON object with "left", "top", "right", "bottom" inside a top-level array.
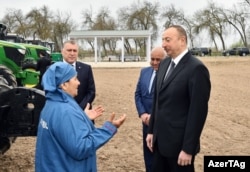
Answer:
[{"left": 18, "top": 48, "right": 26, "bottom": 55}]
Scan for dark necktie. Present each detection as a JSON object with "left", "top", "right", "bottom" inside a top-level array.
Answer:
[{"left": 164, "top": 61, "right": 175, "bottom": 82}]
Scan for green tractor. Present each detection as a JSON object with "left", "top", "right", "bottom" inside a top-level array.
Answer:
[
  {"left": 4, "top": 33, "right": 52, "bottom": 72},
  {"left": 25, "top": 38, "right": 62, "bottom": 63},
  {"left": 0, "top": 40, "right": 40, "bottom": 87},
  {"left": 0, "top": 24, "right": 45, "bottom": 154},
  {"left": 19, "top": 43, "right": 51, "bottom": 71}
]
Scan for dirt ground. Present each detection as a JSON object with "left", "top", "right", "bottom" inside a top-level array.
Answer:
[{"left": 0, "top": 57, "right": 250, "bottom": 172}]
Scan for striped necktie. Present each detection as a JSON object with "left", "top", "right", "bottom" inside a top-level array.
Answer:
[{"left": 149, "top": 70, "right": 156, "bottom": 92}]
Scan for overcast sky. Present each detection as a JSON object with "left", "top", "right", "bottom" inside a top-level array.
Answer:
[
  {"left": 0, "top": 0, "right": 239, "bottom": 48},
  {"left": 0, "top": 0, "right": 237, "bottom": 22}
]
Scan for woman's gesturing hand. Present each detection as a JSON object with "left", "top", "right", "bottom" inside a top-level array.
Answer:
[{"left": 108, "top": 112, "right": 126, "bottom": 128}]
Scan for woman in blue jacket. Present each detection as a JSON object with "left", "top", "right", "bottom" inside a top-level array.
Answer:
[{"left": 35, "top": 62, "right": 126, "bottom": 172}]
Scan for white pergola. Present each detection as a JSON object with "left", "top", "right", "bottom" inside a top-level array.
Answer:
[{"left": 68, "top": 30, "right": 152, "bottom": 63}]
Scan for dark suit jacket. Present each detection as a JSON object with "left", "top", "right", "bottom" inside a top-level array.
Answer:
[
  {"left": 74, "top": 61, "right": 96, "bottom": 110},
  {"left": 36, "top": 56, "right": 51, "bottom": 76},
  {"left": 36, "top": 56, "right": 52, "bottom": 89},
  {"left": 148, "top": 51, "right": 211, "bottom": 157},
  {"left": 135, "top": 66, "right": 155, "bottom": 118}
]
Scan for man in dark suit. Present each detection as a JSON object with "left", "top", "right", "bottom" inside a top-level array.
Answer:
[
  {"left": 36, "top": 51, "right": 52, "bottom": 89},
  {"left": 146, "top": 25, "right": 211, "bottom": 172},
  {"left": 61, "top": 40, "right": 96, "bottom": 111},
  {"left": 135, "top": 46, "right": 167, "bottom": 172}
]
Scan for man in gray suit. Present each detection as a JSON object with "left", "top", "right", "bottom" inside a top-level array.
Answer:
[{"left": 146, "top": 25, "right": 211, "bottom": 172}]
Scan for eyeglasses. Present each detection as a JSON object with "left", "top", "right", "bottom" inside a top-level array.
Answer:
[{"left": 151, "top": 58, "right": 161, "bottom": 61}]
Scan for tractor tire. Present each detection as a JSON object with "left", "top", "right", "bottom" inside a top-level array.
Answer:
[
  {"left": 0, "top": 65, "right": 17, "bottom": 155},
  {"left": 0, "top": 65, "right": 17, "bottom": 88}
]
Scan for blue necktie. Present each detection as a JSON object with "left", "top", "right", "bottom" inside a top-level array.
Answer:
[{"left": 149, "top": 70, "right": 156, "bottom": 92}]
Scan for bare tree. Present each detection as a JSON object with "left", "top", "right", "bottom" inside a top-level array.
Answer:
[
  {"left": 193, "top": 2, "right": 227, "bottom": 50},
  {"left": 94, "top": 7, "right": 117, "bottom": 56},
  {"left": 222, "top": 5, "right": 250, "bottom": 47},
  {"left": 81, "top": 6, "right": 117, "bottom": 57},
  {"left": 81, "top": 8, "right": 95, "bottom": 52},
  {"left": 161, "top": 4, "right": 185, "bottom": 28},
  {"left": 52, "top": 11, "right": 75, "bottom": 51},
  {"left": 81, "top": 7, "right": 95, "bottom": 30},
  {"left": 1, "top": 6, "right": 75, "bottom": 51},
  {"left": 183, "top": 17, "right": 196, "bottom": 48},
  {"left": 1, "top": 8, "right": 30, "bottom": 38},
  {"left": 25, "top": 5, "right": 54, "bottom": 40},
  {"left": 118, "top": 1, "right": 159, "bottom": 55},
  {"left": 242, "top": 0, "right": 250, "bottom": 5},
  {"left": 1, "top": 1, "right": 250, "bottom": 53},
  {"left": 160, "top": 4, "right": 196, "bottom": 47}
]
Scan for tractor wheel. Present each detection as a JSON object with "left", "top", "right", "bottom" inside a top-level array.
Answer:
[
  {"left": 0, "top": 65, "right": 17, "bottom": 154},
  {"left": 0, "top": 65, "right": 17, "bottom": 88}
]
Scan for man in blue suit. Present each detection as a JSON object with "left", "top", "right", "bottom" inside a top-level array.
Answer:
[
  {"left": 135, "top": 46, "right": 167, "bottom": 172},
  {"left": 61, "top": 40, "right": 96, "bottom": 111}
]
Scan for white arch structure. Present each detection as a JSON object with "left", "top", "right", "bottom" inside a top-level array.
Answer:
[{"left": 68, "top": 30, "right": 152, "bottom": 63}]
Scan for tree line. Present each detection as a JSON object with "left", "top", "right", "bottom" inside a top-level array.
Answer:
[{"left": 0, "top": 0, "right": 250, "bottom": 56}]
